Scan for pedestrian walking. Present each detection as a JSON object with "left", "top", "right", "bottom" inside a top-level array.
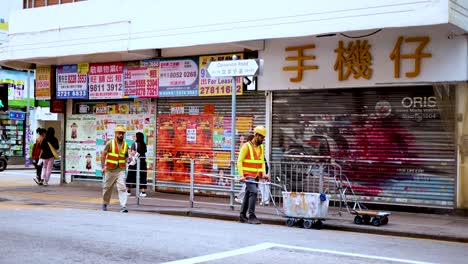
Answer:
[
  {"left": 39, "top": 127, "right": 59, "bottom": 186},
  {"left": 32, "top": 128, "right": 46, "bottom": 185},
  {"left": 126, "top": 132, "right": 148, "bottom": 197},
  {"left": 101, "top": 125, "right": 129, "bottom": 213},
  {"left": 237, "top": 125, "right": 269, "bottom": 224}
]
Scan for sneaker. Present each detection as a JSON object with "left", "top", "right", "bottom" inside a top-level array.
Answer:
[
  {"left": 235, "top": 198, "right": 243, "bottom": 204},
  {"left": 43, "top": 182, "right": 48, "bottom": 186},
  {"left": 126, "top": 191, "right": 131, "bottom": 196},
  {"left": 102, "top": 204, "right": 108, "bottom": 211},
  {"left": 33, "top": 178, "right": 42, "bottom": 185},
  {"left": 139, "top": 192, "right": 147, "bottom": 197},
  {"left": 120, "top": 207, "right": 128, "bottom": 213},
  {"left": 248, "top": 215, "right": 261, "bottom": 224},
  {"left": 239, "top": 214, "right": 248, "bottom": 223}
]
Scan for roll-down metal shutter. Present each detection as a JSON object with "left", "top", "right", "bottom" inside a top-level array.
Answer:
[
  {"left": 156, "top": 93, "right": 266, "bottom": 184},
  {"left": 271, "top": 86, "right": 456, "bottom": 208}
]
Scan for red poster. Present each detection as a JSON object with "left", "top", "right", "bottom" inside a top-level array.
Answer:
[
  {"left": 173, "top": 150, "right": 192, "bottom": 182},
  {"left": 156, "top": 148, "right": 174, "bottom": 181},
  {"left": 157, "top": 116, "right": 174, "bottom": 148},
  {"left": 174, "top": 115, "right": 188, "bottom": 148},
  {"left": 194, "top": 115, "right": 213, "bottom": 149},
  {"left": 194, "top": 150, "right": 213, "bottom": 184}
]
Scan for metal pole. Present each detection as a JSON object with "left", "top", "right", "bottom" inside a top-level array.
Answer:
[
  {"left": 229, "top": 55, "right": 238, "bottom": 210},
  {"left": 189, "top": 159, "right": 194, "bottom": 208},
  {"left": 25, "top": 70, "right": 31, "bottom": 168},
  {"left": 136, "top": 156, "right": 141, "bottom": 205}
]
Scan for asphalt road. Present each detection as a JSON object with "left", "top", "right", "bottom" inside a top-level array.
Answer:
[{"left": 0, "top": 170, "right": 467, "bottom": 264}]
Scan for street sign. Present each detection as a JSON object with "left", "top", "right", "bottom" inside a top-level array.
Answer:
[
  {"left": 207, "top": 59, "right": 263, "bottom": 77},
  {"left": 9, "top": 111, "right": 25, "bottom": 120}
]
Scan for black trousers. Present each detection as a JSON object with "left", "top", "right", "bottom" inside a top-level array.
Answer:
[
  {"left": 33, "top": 159, "right": 42, "bottom": 180},
  {"left": 240, "top": 181, "right": 258, "bottom": 217}
]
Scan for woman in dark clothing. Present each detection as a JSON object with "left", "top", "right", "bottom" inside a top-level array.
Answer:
[
  {"left": 126, "top": 132, "right": 148, "bottom": 197},
  {"left": 40, "top": 127, "right": 59, "bottom": 186},
  {"left": 32, "top": 128, "right": 46, "bottom": 185}
]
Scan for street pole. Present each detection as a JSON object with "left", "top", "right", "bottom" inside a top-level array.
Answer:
[
  {"left": 25, "top": 70, "right": 32, "bottom": 168},
  {"left": 229, "top": 55, "right": 238, "bottom": 210}
]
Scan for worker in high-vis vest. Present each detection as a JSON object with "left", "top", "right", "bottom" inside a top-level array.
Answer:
[
  {"left": 101, "top": 125, "right": 129, "bottom": 213},
  {"left": 237, "top": 125, "right": 269, "bottom": 224}
]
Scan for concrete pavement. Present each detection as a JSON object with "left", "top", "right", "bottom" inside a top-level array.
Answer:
[{"left": 0, "top": 177, "right": 467, "bottom": 244}]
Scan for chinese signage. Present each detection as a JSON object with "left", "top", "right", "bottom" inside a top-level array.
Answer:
[
  {"left": 261, "top": 27, "right": 466, "bottom": 90},
  {"left": 35, "top": 66, "right": 52, "bottom": 100},
  {"left": 199, "top": 53, "right": 243, "bottom": 96},
  {"left": 159, "top": 57, "right": 199, "bottom": 97},
  {"left": 56, "top": 64, "right": 88, "bottom": 99},
  {"left": 123, "top": 67, "right": 159, "bottom": 98},
  {"left": 88, "top": 62, "right": 124, "bottom": 99}
]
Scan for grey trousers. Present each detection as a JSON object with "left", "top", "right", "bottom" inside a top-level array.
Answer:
[{"left": 240, "top": 181, "right": 258, "bottom": 217}]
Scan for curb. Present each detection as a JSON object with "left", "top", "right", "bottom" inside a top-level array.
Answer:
[{"left": 131, "top": 207, "right": 468, "bottom": 243}]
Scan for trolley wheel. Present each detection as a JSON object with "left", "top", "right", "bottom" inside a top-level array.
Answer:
[
  {"left": 354, "top": 215, "right": 363, "bottom": 225},
  {"left": 313, "top": 220, "right": 323, "bottom": 230},
  {"left": 286, "top": 218, "right": 295, "bottom": 227},
  {"left": 362, "top": 214, "right": 371, "bottom": 224},
  {"left": 302, "top": 220, "right": 313, "bottom": 229},
  {"left": 381, "top": 216, "right": 389, "bottom": 225},
  {"left": 371, "top": 217, "right": 381, "bottom": 226}
]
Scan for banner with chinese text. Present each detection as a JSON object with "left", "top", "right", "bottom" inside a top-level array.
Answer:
[
  {"left": 56, "top": 64, "right": 88, "bottom": 99},
  {"left": 159, "top": 57, "right": 199, "bottom": 97},
  {"left": 35, "top": 66, "right": 51, "bottom": 100},
  {"left": 88, "top": 62, "right": 124, "bottom": 99},
  {"left": 199, "top": 53, "right": 243, "bottom": 96},
  {"left": 123, "top": 67, "right": 159, "bottom": 98}
]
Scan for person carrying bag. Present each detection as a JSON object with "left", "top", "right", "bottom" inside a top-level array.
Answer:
[{"left": 40, "top": 127, "right": 60, "bottom": 186}]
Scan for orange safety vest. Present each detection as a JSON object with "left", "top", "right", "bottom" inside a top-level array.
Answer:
[
  {"left": 106, "top": 139, "right": 128, "bottom": 169},
  {"left": 241, "top": 142, "right": 264, "bottom": 178}
]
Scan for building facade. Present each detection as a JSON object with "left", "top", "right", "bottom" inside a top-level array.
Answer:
[{"left": 0, "top": 0, "right": 466, "bottom": 209}]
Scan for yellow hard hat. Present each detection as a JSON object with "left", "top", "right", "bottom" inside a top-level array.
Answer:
[
  {"left": 114, "top": 125, "right": 126, "bottom": 133},
  {"left": 253, "top": 125, "right": 266, "bottom": 137}
]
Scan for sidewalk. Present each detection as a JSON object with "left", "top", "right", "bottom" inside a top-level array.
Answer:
[{"left": 1, "top": 180, "right": 468, "bottom": 243}]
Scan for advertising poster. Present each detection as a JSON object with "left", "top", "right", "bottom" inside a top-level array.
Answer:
[
  {"left": 213, "top": 151, "right": 232, "bottom": 186},
  {"left": 65, "top": 143, "right": 82, "bottom": 174},
  {"left": 0, "top": 69, "right": 34, "bottom": 107},
  {"left": 35, "top": 66, "right": 51, "bottom": 100},
  {"left": 123, "top": 67, "right": 159, "bottom": 98},
  {"left": 157, "top": 115, "right": 175, "bottom": 148},
  {"left": 199, "top": 53, "right": 243, "bottom": 96},
  {"left": 157, "top": 148, "right": 174, "bottom": 181},
  {"left": 159, "top": 57, "right": 199, "bottom": 97},
  {"left": 66, "top": 115, "right": 96, "bottom": 143},
  {"left": 88, "top": 62, "right": 124, "bottom": 99},
  {"left": 194, "top": 115, "right": 213, "bottom": 149},
  {"left": 173, "top": 150, "right": 192, "bottom": 182},
  {"left": 194, "top": 150, "right": 213, "bottom": 184},
  {"left": 56, "top": 64, "right": 88, "bottom": 99}
]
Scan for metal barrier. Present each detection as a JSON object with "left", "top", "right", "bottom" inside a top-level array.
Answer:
[
  {"left": 129, "top": 156, "right": 343, "bottom": 212},
  {"left": 71, "top": 154, "right": 344, "bottom": 212}
]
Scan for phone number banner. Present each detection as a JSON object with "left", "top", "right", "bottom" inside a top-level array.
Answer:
[
  {"left": 124, "top": 67, "right": 159, "bottom": 98},
  {"left": 199, "top": 53, "right": 243, "bottom": 96},
  {"left": 35, "top": 66, "right": 52, "bottom": 100},
  {"left": 159, "top": 57, "right": 199, "bottom": 97},
  {"left": 88, "top": 62, "right": 124, "bottom": 100},
  {"left": 56, "top": 65, "right": 88, "bottom": 99}
]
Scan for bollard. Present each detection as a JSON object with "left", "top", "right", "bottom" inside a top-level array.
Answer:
[
  {"left": 230, "top": 160, "right": 235, "bottom": 210},
  {"left": 136, "top": 157, "right": 141, "bottom": 206},
  {"left": 189, "top": 159, "right": 194, "bottom": 208}
]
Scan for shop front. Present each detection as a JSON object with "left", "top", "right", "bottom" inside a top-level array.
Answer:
[
  {"left": 0, "top": 69, "right": 35, "bottom": 163},
  {"left": 61, "top": 53, "right": 265, "bottom": 190},
  {"left": 260, "top": 24, "right": 466, "bottom": 208}
]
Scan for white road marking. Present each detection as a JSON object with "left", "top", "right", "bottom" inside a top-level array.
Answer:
[{"left": 163, "top": 242, "right": 434, "bottom": 264}]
